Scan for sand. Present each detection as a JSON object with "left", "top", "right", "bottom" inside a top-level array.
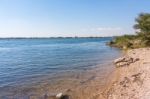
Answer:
[{"left": 98, "top": 48, "right": 150, "bottom": 99}]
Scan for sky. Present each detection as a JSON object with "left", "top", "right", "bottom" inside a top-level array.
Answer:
[{"left": 0, "top": 0, "right": 150, "bottom": 37}]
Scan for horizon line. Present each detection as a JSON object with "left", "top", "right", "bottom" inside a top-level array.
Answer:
[{"left": 0, "top": 36, "right": 118, "bottom": 39}]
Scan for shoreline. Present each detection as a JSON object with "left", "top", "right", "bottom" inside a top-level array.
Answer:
[
  {"left": 7, "top": 48, "right": 149, "bottom": 99},
  {"left": 99, "top": 48, "right": 150, "bottom": 99},
  {"left": 0, "top": 62, "right": 118, "bottom": 99}
]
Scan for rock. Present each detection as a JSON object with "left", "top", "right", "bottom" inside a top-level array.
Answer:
[
  {"left": 56, "top": 93, "right": 63, "bottom": 99},
  {"left": 114, "top": 56, "right": 140, "bottom": 68},
  {"left": 115, "top": 62, "right": 129, "bottom": 67},
  {"left": 114, "top": 57, "right": 126, "bottom": 64},
  {"left": 133, "top": 58, "right": 140, "bottom": 62},
  {"left": 119, "top": 77, "right": 131, "bottom": 88}
]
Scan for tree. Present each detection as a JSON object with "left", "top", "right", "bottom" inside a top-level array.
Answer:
[
  {"left": 109, "top": 13, "right": 150, "bottom": 49},
  {"left": 134, "top": 13, "right": 150, "bottom": 46},
  {"left": 134, "top": 13, "right": 150, "bottom": 35}
]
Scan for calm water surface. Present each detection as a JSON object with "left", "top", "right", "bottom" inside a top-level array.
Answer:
[{"left": 0, "top": 38, "right": 121, "bottom": 98}]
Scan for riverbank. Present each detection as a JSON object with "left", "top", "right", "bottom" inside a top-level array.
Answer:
[
  {"left": 16, "top": 48, "right": 150, "bottom": 99},
  {"left": 99, "top": 48, "right": 150, "bottom": 99},
  {"left": 50, "top": 48, "right": 150, "bottom": 99}
]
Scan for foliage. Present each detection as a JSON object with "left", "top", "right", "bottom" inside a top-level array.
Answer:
[
  {"left": 134, "top": 13, "right": 150, "bottom": 35},
  {"left": 109, "top": 35, "right": 141, "bottom": 49},
  {"left": 109, "top": 13, "right": 150, "bottom": 49}
]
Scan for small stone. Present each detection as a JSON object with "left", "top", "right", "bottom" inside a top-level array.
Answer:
[{"left": 56, "top": 93, "right": 63, "bottom": 99}]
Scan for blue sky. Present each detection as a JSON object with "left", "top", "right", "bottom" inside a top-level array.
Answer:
[{"left": 0, "top": 0, "right": 150, "bottom": 37}]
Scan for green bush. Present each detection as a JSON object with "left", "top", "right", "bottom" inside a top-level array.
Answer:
[
  {"left": 109, "top": 35, "right": 137, "bottom": 49},
  {"left": 109, "top": 13, "right": 150, "bottom": 49}
]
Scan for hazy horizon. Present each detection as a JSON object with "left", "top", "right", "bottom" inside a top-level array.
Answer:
[
  {"left": 0, "top": 36, "right": 116, "bottom": 38},
  {"left": 0, "top": 0, "right": 150, "bottom": 37}
]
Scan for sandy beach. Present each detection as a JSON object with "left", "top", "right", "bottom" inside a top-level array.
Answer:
[{"left": 97, "top": 48, "right": 150, "bottom": 99}]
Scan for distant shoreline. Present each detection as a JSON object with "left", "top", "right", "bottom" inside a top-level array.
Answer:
[{"left": 0, "top": 36, "right": 114, "bottom": 39}]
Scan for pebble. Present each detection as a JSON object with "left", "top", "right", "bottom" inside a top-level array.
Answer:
[{"left": 56, "top": 93, "right": 63, "bottom": 99}]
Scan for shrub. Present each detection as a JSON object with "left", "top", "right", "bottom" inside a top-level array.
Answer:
[{"left": 109, "top": 13, "right": 150, "bottom": 49}]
